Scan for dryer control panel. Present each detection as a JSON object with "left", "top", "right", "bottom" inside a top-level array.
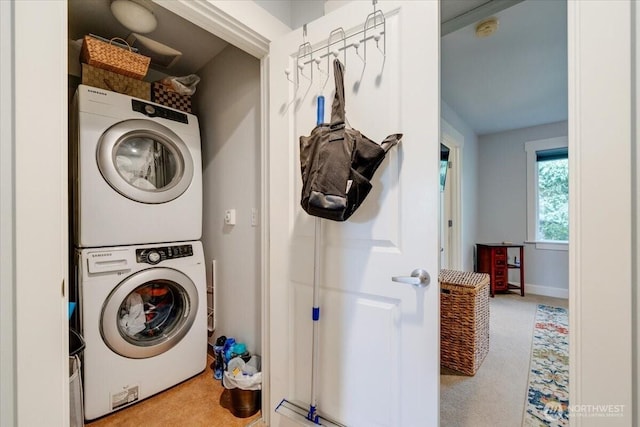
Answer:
[
  {"left": 136, "top": 244, "right": 193, "bottom": 265},
  {"left": 131, "top": 99, "right": 188, "bottom": 124}
]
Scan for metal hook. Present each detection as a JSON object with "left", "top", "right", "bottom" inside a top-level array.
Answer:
[
  {"left": 283, "top": 26, "right": 312, "bottom": 112},
  {"left": 297, "top": 41, "right": 314, "bottom": 84},
  {"left": 282, "top": 63, "right": 299, "bottom": 113},
  {"left": 327, "top": 27, "right": 347, "bottom": 69},
  {"left": 285, "top": 68, "right": 294, "bottom": 84},
  {"left": 363, "top": 3, "right": 386, "bottom": 62},
  {"left": 352, "top": 40, "right": 365, "bottom": 63},
  {"left": 316, "top": 57, "right": 330, "bottom": 93}
]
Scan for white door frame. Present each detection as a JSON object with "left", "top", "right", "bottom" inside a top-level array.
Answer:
[
  {"left": 8, "top": 2, "right": 70, "bottom": 426},
  {"left": 5, "top": 1, "right": 636, "bottom": 426},
  {"left": 1, "top": 1, "right": 16, "bottom": 425},
  {"left": 568, "top": 1, "right": 633, "bottom": 423},
  {"left": 440, "top": 118, "right": 463, "bottom": 270}
]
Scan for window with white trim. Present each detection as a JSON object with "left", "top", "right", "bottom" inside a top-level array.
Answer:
[{"left": 525, "top": 137, "right": 568, "bottom": 250}]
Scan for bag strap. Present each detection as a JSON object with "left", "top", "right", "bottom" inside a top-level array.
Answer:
[{"left": 330, "top": 59, "right": 346, "bottom": 124}]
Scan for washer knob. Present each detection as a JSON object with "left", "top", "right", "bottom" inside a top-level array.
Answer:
[
  {"left": 147, "top": 250, "right": 161, "bottom": 264},
  {"left": 144, "top": 105, "right": 156, "bottom": 115}
]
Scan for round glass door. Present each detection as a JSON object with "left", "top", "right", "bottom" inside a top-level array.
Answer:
[
  {"left": 97, "top": 119, "right": 194, "bottom": 204},
  {"left": 101, "top": 267, "right": 198, "bottom": 359}
]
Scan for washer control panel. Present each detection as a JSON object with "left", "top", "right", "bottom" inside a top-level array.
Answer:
[
  {"left": 131, "top": 99, "right": 188, "bottom": 124},
  {"left": 136, "top": 244, "right": 194, "bottom": 265}
]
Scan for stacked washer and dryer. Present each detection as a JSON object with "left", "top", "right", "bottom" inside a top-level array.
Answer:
[{"left": 72, "top": 85, "right": 207, "bottom": 421}]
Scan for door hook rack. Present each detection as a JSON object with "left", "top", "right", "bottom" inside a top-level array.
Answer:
[{"left": 286, "top": 2, "right": 387, "bottom": 86}]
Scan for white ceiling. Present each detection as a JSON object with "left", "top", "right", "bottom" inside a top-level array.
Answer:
[
  {"left": 441, "top": 0, "right": 568, "bottom": 135},
  {"left": 441, "top": 0, "right": 498, "bottom": 25}
]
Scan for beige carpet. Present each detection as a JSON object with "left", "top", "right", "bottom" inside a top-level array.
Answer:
[{"left": 440, "top": 293, "right": 569, "bottom": 427}]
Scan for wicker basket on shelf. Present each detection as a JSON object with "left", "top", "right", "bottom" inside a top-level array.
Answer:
[
  {"left": 81, "top": 64, "right": 150, "bottom": 100},
  {"left": 439, "top": 269, "right": 490, "bottom": 376},
  {"left": 80, "top": 35, "right": 150, "bottom": 80}
]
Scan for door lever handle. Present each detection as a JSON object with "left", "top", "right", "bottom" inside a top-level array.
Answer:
[{"left": 392, "top": 269, "right": 430, "bottom": 288}]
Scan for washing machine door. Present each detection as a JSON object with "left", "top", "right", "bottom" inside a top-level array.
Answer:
[
  {"left": 101, "top": 267, "right": 198, "bottom": 359},
  {"left": 97, "top": 119, "right": 194, "bottom": 204}
]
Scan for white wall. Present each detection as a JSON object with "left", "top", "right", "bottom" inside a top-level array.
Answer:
[
  {"left": 440, "top": 102, "right": 569, "bottom": 295},
  {"left": 253, "top": 0, "right": 292, "bottom": 26},
  {"left": 254, "top": 0, "right": 325, "bottom": 30},
  {"left": 477, "top": 121, "right": 569, "bottom": 293},
  {"left": 441, "top": 100, "right": 479, "bottom": 271},
  {"left": 195, "top": 45, "right": 262, "bottom": 354},
  {"left": 325, "top": 1, "right": 353, "bottom": 14},
  {"left": 291, "top": 0, "right": 325, "bottom": 29}
]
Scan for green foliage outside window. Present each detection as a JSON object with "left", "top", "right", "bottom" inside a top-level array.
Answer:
[{"left": 537, "top": 158, "right": 569, "bottom": 241}]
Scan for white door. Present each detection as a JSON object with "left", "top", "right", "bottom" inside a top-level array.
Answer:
[{"left": 268, "top": 2, "right": 440, "bottom": 426}]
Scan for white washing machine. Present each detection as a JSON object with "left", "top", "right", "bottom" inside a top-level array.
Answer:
[
  {"left": 72, "top": 84, "right": 202, "bottom": 248},
  {"left": 77, "top": 241, "right": 207, "bottom": 420}
]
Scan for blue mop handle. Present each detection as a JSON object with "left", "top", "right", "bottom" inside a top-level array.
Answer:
[
  {"left": 317, "top": 95, "right": 325, "bottom": 126},
  {"left": 309, "top": 217, "right": 322, "bottom": 423}
]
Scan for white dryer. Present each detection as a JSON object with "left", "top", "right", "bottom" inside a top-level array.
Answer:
[
  {"left": 72, "top": 85, "right": 202, "bottom": 248},
  {"left": 77, "top": 241, "right": 207, "bottom": 420}
]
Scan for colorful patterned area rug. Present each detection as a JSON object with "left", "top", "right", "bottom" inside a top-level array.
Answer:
[{"left": 522, "top": 304, "right": 569, "bottom": 427}]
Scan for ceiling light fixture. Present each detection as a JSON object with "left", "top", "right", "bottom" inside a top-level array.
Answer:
[
  {"left": 475, "top": 17, "right": 499, "bottom": 38},
  {"left": 110, "top": 0, "right": 158, "bottom": 34}
]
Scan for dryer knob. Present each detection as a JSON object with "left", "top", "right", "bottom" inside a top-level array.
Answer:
[
  {"left": 144, "top": 105, "right": 156, "bottom": 115},
  {"left": 147, "top": 250, "right": 161, "bottom": 264}
]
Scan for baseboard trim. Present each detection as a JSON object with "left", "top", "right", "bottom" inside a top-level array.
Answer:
[{"left": 525, "top": 283, "right": 569, "bottom": 299}]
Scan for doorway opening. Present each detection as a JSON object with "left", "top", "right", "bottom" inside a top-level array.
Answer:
[
  {"left": 439, "top": 0, "right": 569, "bottom": 425},
  {"left": 440, "top": 119, "right": 463, "bottom": 271},
  {"left": 67, "top": 1, "right": 264, "bottom": 424}
]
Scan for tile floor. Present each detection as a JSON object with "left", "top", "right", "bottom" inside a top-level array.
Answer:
[{"left": 86, "top": 355, "right": 264, "bottom": 427}]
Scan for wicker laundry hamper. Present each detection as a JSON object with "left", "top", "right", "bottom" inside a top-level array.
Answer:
[{"left": 439, "top": 269, "right": 490, "bottom": 376}]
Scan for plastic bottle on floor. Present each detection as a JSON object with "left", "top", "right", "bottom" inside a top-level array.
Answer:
[
  {"left": 213, "top": 336, "right": 226, "bottom": 380},
  {"left": 223, "top": 337, "right": 236, "bottom": 363},
  {"left": 231, "top": 342, "right": 251, "bottom": 362}
]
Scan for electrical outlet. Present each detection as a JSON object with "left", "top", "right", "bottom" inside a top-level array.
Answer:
[{"left": 224, "top": 209, "right": 236, "bottom": 225}]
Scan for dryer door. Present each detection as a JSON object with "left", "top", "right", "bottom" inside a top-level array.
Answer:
[
  {"left": 97, "top": 119, "right": 194, "bottom": 204},
  {"left": 101, "top": 267, "right": 198, "bottom": 359}
]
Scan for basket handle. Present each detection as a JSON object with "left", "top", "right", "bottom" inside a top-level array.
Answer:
[
  {"left": 109, "top": 37, "right": 132, "bottom": 52},
  {"left": 103, "top": 78, "right": 129, "bottom": 94}
]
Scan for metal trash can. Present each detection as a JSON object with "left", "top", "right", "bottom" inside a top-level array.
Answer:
[
  {"left": 229, "top": 388, "right": 260, "bottom": 418},
  {"left": 223, "top": 355, "right": 262, "bottom": 418},
  {"left": 69, "top": 329, "right": 85, "bottom": 427}
]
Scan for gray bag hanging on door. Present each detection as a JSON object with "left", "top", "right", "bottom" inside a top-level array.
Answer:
[{"left": 300, "top": 59, "right": 401, "bottom": 221}]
